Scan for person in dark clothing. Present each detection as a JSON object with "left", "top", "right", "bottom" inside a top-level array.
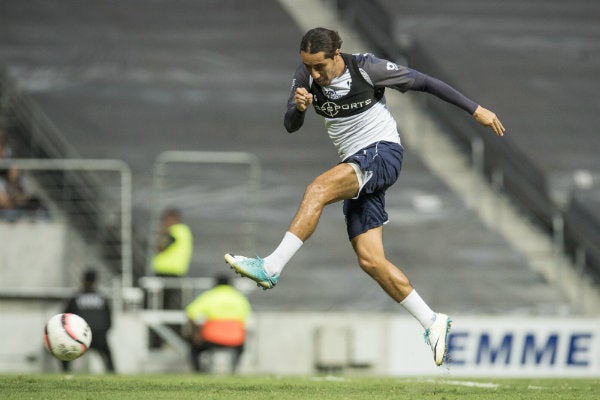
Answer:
[{"left": 62, "top": 268, "right": 115, "bottom": 372}]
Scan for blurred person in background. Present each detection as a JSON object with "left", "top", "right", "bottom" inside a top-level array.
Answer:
[
  {"left": 63, "top": 268, "right": 115, "bottom": 373},
  {"left": 0, "top": 127, "right": 48, "bottom": 221},
  {"left": 151, "top": 207, "right": 193, "bottom": 308},
  {"left": 0, "top": 126, "right": 13, "bottom": 159},
  {"left": 0, "top": 166, "right": 47, "bottom": 222},
  {"left": 149, "top": 207, "right": 193, "bottom": 347},
  {"left": 0, "top": 166, "right": 25, "bottom": 221},
  {"left": 185, "top": 274, "right": 251, "bottom": 373}
]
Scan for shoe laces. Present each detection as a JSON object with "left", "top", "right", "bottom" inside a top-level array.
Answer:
[
  {"left": 423, "top": 329, "right": 432, "bottom": 346},
  {"left": 245, "top": 255, "right": 264, "bottom": 267},
  {"left": 423, "top": 314, "right": 438, "bottom": 345}
]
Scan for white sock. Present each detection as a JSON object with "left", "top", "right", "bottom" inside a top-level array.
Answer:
[
  {"left": 400, "top": 289, "right": 437, "bottom": 329},
  {"left": 263, "top": 231, "right": 303, "bottom": 276}
]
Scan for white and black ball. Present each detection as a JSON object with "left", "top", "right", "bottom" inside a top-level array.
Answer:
[{"left": 44, "top": 313, "right": 92, "bottom": 361}]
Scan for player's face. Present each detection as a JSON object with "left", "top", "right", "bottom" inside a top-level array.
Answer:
[{"left": 301, "top": 50, "right": 342, "bottom": 87}]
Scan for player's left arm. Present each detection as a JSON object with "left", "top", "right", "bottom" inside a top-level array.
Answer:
[
  {"left": 472, "top": 104, "right": 505, "bottom": 137},
  {"left": 105, "top": 297, "right": 112, "bottom": 330},
  {"left": 411, "top": 73, "right": 505, "bottom": 136},
  {"left": 157, "top": 231, "right": 176, "bottom": 252},
  {"left": 359, "top": 53, "right": 505, "bottom": 136}
]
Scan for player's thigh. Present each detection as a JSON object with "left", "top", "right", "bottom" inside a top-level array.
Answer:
[{"left": 311, "top": 162, "right": 359, "bottom": 203}]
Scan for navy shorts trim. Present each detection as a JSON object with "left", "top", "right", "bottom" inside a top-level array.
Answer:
[{"left": 342, "top": 141, "right": 404, "bottom": 240}]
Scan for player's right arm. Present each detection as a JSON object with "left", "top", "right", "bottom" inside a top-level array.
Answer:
[{"left": 284, "top": 64, "right": 312, "bottom": 133}]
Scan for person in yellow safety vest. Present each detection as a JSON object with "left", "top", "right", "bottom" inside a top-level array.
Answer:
[
  {"left": 149, "top": 208, "right": 193, "bottom": 348},
  {"left": 152, "top": 207, "right": 193, "bottom": 278},
  {"left": 186, "top": 274, "right": 251, "bottom": 373}
]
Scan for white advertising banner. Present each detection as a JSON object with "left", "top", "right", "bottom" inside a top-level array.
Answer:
[{"left": 389, "top": 317, "right": 600, "bottom": 377}]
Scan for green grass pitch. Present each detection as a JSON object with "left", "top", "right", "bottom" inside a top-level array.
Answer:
[{"left": 1, "top": 374, "right": 598, "bottom": 399}]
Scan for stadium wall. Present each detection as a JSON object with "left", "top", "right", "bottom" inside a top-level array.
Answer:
[
  {"left": 254, "top": 313, "right": 599, "bottom": 377},
  {"left": 0, "top": 220, "right": 115, "bottom": 294},
  {"left": 1, "top": 310, "right": 598, "bottom": 377}
]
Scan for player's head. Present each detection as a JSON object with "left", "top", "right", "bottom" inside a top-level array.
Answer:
[
  {"left": 160, "top": 207, "right": 182, "bottom": 225},
  {"left": 299, "top": 28, "right": 344, "bottom": 87},
  {"left": 300, "top": 27, "right": 342, "bottom": 59},
  {"left": 82, "top": 268, "right": 97, "bottom": 290},
  {"left": 83, "top": 268, "right": 97, "bottom": 283},
  {"left": 215, "top": 273, "right": 231, "bottom": 287}
]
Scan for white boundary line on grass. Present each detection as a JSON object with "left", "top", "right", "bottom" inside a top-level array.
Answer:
[{"left": 437, "top": 379, "right": 500, "bottom": 389}]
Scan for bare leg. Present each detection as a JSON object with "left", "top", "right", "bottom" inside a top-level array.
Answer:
[
  {"left": 351, "top": 226, "right": 413, "bottom": 302},
  {"left": 288, "top": 163, "right": 358, "bottom": 241},
  {"left": 224, "top": 163, "right": 360, "bottom": 287}
]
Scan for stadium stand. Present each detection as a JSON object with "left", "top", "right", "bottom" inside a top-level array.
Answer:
[
  {"left": 0, "top": 69, "right": 145, "bottom": 280},
  {"left": 0, "top": 0, "right": 595, "bottom": 317}
]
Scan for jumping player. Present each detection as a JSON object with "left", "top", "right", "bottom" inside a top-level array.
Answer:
[{"left": 225, "top": 27, "right": 505, "bottom": 366}]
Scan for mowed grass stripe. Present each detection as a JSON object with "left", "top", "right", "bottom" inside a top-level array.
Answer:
[{"left": 1, "top": 374, "right": 598, "bottom": 399}]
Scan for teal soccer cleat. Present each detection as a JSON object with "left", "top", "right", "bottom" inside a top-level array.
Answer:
[
  {"left": 424, "top": 313, "right": 452, "bottom": 366},
  {"left": 224, "top": 253, "right": 279, "bottom": 290}
]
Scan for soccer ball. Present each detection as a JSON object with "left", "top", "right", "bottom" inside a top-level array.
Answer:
[{"left": 44, "top": 313, "right": 92, "bottom": 361}]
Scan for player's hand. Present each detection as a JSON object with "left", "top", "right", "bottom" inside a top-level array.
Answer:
[
  {"left": 294, "top": 87, "right": 313, "bottom": 112},
  {"left": 473, "top": 105, "right": 505, "bottom": 136}
]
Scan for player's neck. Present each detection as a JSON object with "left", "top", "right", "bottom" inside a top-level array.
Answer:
[{"left": 334, "top": 55, "right": 346, "bottom": 78}]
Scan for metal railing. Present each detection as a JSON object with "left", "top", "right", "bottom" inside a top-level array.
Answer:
[
  {"left": 145, "top": 150, "right": 261, "bottom": 277},
  {"left": 0, "top": 158, "right": 133, "bottom": 291},
  {"left": 1, "top": 68, "right": 144, "bottom": 293}
]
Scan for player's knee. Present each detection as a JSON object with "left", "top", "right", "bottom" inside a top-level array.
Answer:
[
  {"left": 304, "top": 180, "right": 330, "bottom": 204},
  {"left": 357, "top": 256, "right": 381, "bottom": 277}
]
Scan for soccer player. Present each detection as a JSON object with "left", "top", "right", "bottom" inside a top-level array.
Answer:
[
  {"left": 225, "top": 27, "right": 505, "bottom": 366},
  {"left": 63, "top": 269, "right": 115, "bottom": 372}
]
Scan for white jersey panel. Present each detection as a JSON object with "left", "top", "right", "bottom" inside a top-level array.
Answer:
[
  {"left": 325, "top": 101, "right": 400, "bottom": 161},
  {"left": 287, "top": 53, "right": 415, "bottom": 160},
  {"left": 316, "top": 55, "right": 404, "bottom": 160}
]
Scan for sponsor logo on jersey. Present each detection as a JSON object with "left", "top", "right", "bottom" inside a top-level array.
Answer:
[
  {"left": 323, "top": 87, "right": 340, "bottom": 99},
  {"left": 314, "top": 99, "right": 372, "bottom": 117}
]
